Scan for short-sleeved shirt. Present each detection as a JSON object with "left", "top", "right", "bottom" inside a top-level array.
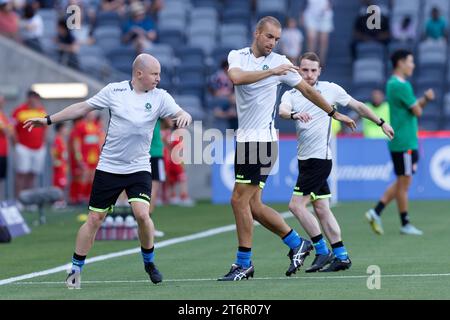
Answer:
[
  {"left": 386, "top": 75, "right": 418, "bottom": 152},
  {"left": 228, "top": 47, "right": 302, "bottom": 142},
  {"left": 280, "top": 81, "right": 351, "bottom": 160},
  {"left": 12, "top": 103, "right": 47, "bottom": 149},
  {"left": 86, "top": 80, "right": 182, "bottom": 174},
  {"left": 425, "top": 17, "right": 447, "bottom": 39},
  {"left": 150, "top": 119, "right": 164, "bottom": 157}
]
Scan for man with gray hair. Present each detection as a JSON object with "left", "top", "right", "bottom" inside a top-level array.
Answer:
[{"left": 25, "top": 54, "right": 192, "bottom": 289}]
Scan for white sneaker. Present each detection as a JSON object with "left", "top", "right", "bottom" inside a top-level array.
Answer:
[
  {"left": 400, "top": 224, "right": 423, "bottom": 236},
  {"left": 66, "top": 270, "right": 81, "bottom": 289},
  {"left": 154, "top": 229, "right": 165, "bottom": 237},
  {"left": 179, "top": 198, "right": 195, "bottom": 207},
  {"left": 365, "top": 209, "right": 384, "bottom": 235}
]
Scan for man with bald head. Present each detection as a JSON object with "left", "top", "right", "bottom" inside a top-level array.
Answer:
[{"left": 24, "top": 54, "right": 192, "bottom": 288}]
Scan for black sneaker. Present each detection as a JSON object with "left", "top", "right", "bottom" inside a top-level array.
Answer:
[
  {"left": 319, "top": 257, "right": 352, "bottom": 272},
  {"left": 305, "top": 252, "right": 335, "bottom": 273},
  {"left": 217, "top": 263, "right": 255, "bottom": 281},
  {"left": 285, "top": 240, "right": 313, "bottom": 276},
  {"left": 145, "top": 262, "right": 163, "bottom": 284}
]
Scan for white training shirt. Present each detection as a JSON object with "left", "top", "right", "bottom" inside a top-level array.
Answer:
[
  {"left": 86, "top": 80, "right": 181, "bottom": 174},
  {"left": 228, "top": 47, "right": 302, "bottom": 142},
  {"left": 280, "top": 81, "right": 352, "bottom": 160}
]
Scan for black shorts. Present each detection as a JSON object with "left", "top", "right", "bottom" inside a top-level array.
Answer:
[
  {"left": 234, "top": 141, "right": 278, "bottom": 188},
  {"left": 390, "top": 149, "right": 419, "bottom": 176},
  {"left": 150, "top": 157, "right": 166, "bottom": 182},
  {"left": 0, "top": 157, "right": 6, "bottom": 179},
  {"left": 88, "top": 170, "right": 152, "bottom": 213},
  {"left": 293, "top": 158, "right": 332, "bottom": 201}
]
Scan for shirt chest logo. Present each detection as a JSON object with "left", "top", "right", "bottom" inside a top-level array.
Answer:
[
  {"left": 144, "top": 103, "right": 152, "bottom": 111},
  {"left": 262, "top": 65, "right": 269, "bottom": 70}
]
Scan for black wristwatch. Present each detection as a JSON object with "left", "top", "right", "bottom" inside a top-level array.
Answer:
[
  {"left": 45, "top": 115, "right": 52, "bottom": 125},
  {"left": 290, "top": 111, "right": 298, "bottom": 120},
  {"left": 377, "top": 118, "right": 385, "bottom": 127},
  {"left": 328, "top": 105, "right": 337, "bottom": 117}
]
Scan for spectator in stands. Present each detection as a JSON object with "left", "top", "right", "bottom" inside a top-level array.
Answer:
[
  {"left": 350, "top": 2, "right": 390, "bottom": 59},
  {"left": 56, "top": 18, "right": 80, "bottom": 69},
  {"left": 301, "top": 0, "right": 333, "bottom": 66},
  {"left": 20, "top": 2, "right": 43, "bottom": 52},
  {"left": 0, "top": 95, "right": 13, "bottom": 201},
  {"left": 0, "top": 0, "right": 19, "bottom": 41},
  {"left": 11, "top": 90, "right": 47, "bottom": 198},
  {"left": 122, "top": 1, "right": 157, "bottom": 53},
  {"left": 52, "top": 122, "right": 69, "bottom": 208},
  {"left": 392, "top": 15, "right": 416, "bottom": 42},
  {"left": 363, "top": 89, "right": 390, "bottom": 138},
  {"left": 208, "top": 60, "right": 238, "bottom": 131},
  {"left": 424, "top": 7, "right": 448, "bottom": 41},
  {"left": 280, "top": 17, "right": 304, "bottom": 64}
]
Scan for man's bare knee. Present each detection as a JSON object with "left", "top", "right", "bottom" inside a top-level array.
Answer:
[
  {"left": 87, "top": 212, "right": 106, "bottom": 229},
  {"left": 134, "top": 210, "right": 150, "bottom": 225}
]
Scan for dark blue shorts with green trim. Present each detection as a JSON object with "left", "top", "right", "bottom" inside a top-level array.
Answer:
[
  {"left": 234, "top": 141, "right": 278, "bottom": 189},
  {"left": 293, "top": 158, "right": 332, "bottom": 201},
  {"left": 88, "top": 170, "right": 152, "bottom": 213}
]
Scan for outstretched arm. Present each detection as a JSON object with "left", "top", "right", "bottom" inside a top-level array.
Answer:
[
  {"left": 347, "top": 98, "right": 394, "bottom": 139},
  {"left": 23, "top": 101, "right": 95, "bottom": 131},
  {"left": 295, "top": 81, "right": 356, "bottom": 130},
  {"left": 228, "top": 64, "right": 299, "bottom": 86}
]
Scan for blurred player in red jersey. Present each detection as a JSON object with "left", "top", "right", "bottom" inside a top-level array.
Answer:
[
  {"left": 79, "top": 111, "right": 103, "bottom": 200},
  {"left": 68, "top": 119, "right": 85, "bottom": 205},
  {"left": 11, "top": 90, "right": 47, "bottom": 197},
  {"left": 162, "top": 122, "right": 194, "bottom": 206},
  {"left": 0, "top": 95, "right": 13, "bottom": 200},
  {"left": 52, "top": 122, "right": 69, "bottom": 207}
]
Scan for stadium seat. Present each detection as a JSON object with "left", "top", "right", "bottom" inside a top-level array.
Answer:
[
  {"left": 173, "top": 94, "right": 205, "bottom": 120},
  {"left": 220, "top": 34, "right": 248, "bottom": 49},
  {"left": 107, "top": 46, "right": 137, "bottom": 74},
  {"left": 174, "top": 46, "right": 205, "bottom": 69},
  {"left": 157, "top": 29, "right": 185, "bottom": 47},
  {"left": 144, "top": 44, "right": 176, "bottom": 69},
  {"left": 353, "top": 58, "right": 385, "bottom": 84},
  {"left": 419, "top": 116, "right": 441, "bottom": 131},
  {"left": 188, "top": 34, "right": 216, "bottom": 55},
  {"left": 95, "top": 11, "right": 122, "bottom": 28},
  {"left": 222, "top": 8, "right": 252, "bottom": 26},
  {"left": 191, "top": 0, "right": 221, "bottom": 10},
  {"left": 190, "top": 7, "right": 218, "bottom": 21},
  {"left": 93, "top": 26, "right": 122, "bottom": 41},
  {"left": 356, "top": 41, "right": 386, "bottom": 59},
  {"left": 256, "top": 0, "right": 287, "bottom": 13}
]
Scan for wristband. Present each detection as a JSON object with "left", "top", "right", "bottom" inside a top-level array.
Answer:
[
  {"left": 377, "top": 118, "right": 385, "bottom": 127},
  {"left": 328, "top": 106, "right": 337, "bottom": 117},
  {"left": 290, "top": 111, "right": 298, "bottom": 120},
  {"left": 45, "top": 115, "right": 52, "bottom": 125}
]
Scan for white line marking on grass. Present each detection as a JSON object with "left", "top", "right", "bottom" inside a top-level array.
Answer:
[
  {"left": 11, "top": 273, "right": 450, "bottom": 286},
  {"left": 0, "top": 212, "right": 294, "bottom": 286}
]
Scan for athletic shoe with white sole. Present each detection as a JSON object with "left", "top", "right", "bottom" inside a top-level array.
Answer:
[
  {"left": 365, "top": 209, "right": 384, "bottom": 235},
  {"left": 66, "top": 270, "right": 81, "bottom": 289},
  {"left": 400, "top": 223, "right": 423, "bottom": 235}
]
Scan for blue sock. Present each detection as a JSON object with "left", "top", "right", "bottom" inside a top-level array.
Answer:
[
  {"left": 311, "top": 234, "right": 329, "bottom": 255},
  {"left": 331, "top": 242, "right": 348, "bottom": 261},
  {"left": 282, "top": 229, "right": 302, "bottom": 249},
  {"left": 141, "top": 246, "right": 154, "bottom": 264},
  {"left": 72, "top": 253, "right": 86, "bottom": 272},
  {"left": 235, "top": 247, "right": 252, "bottom": 268}
]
